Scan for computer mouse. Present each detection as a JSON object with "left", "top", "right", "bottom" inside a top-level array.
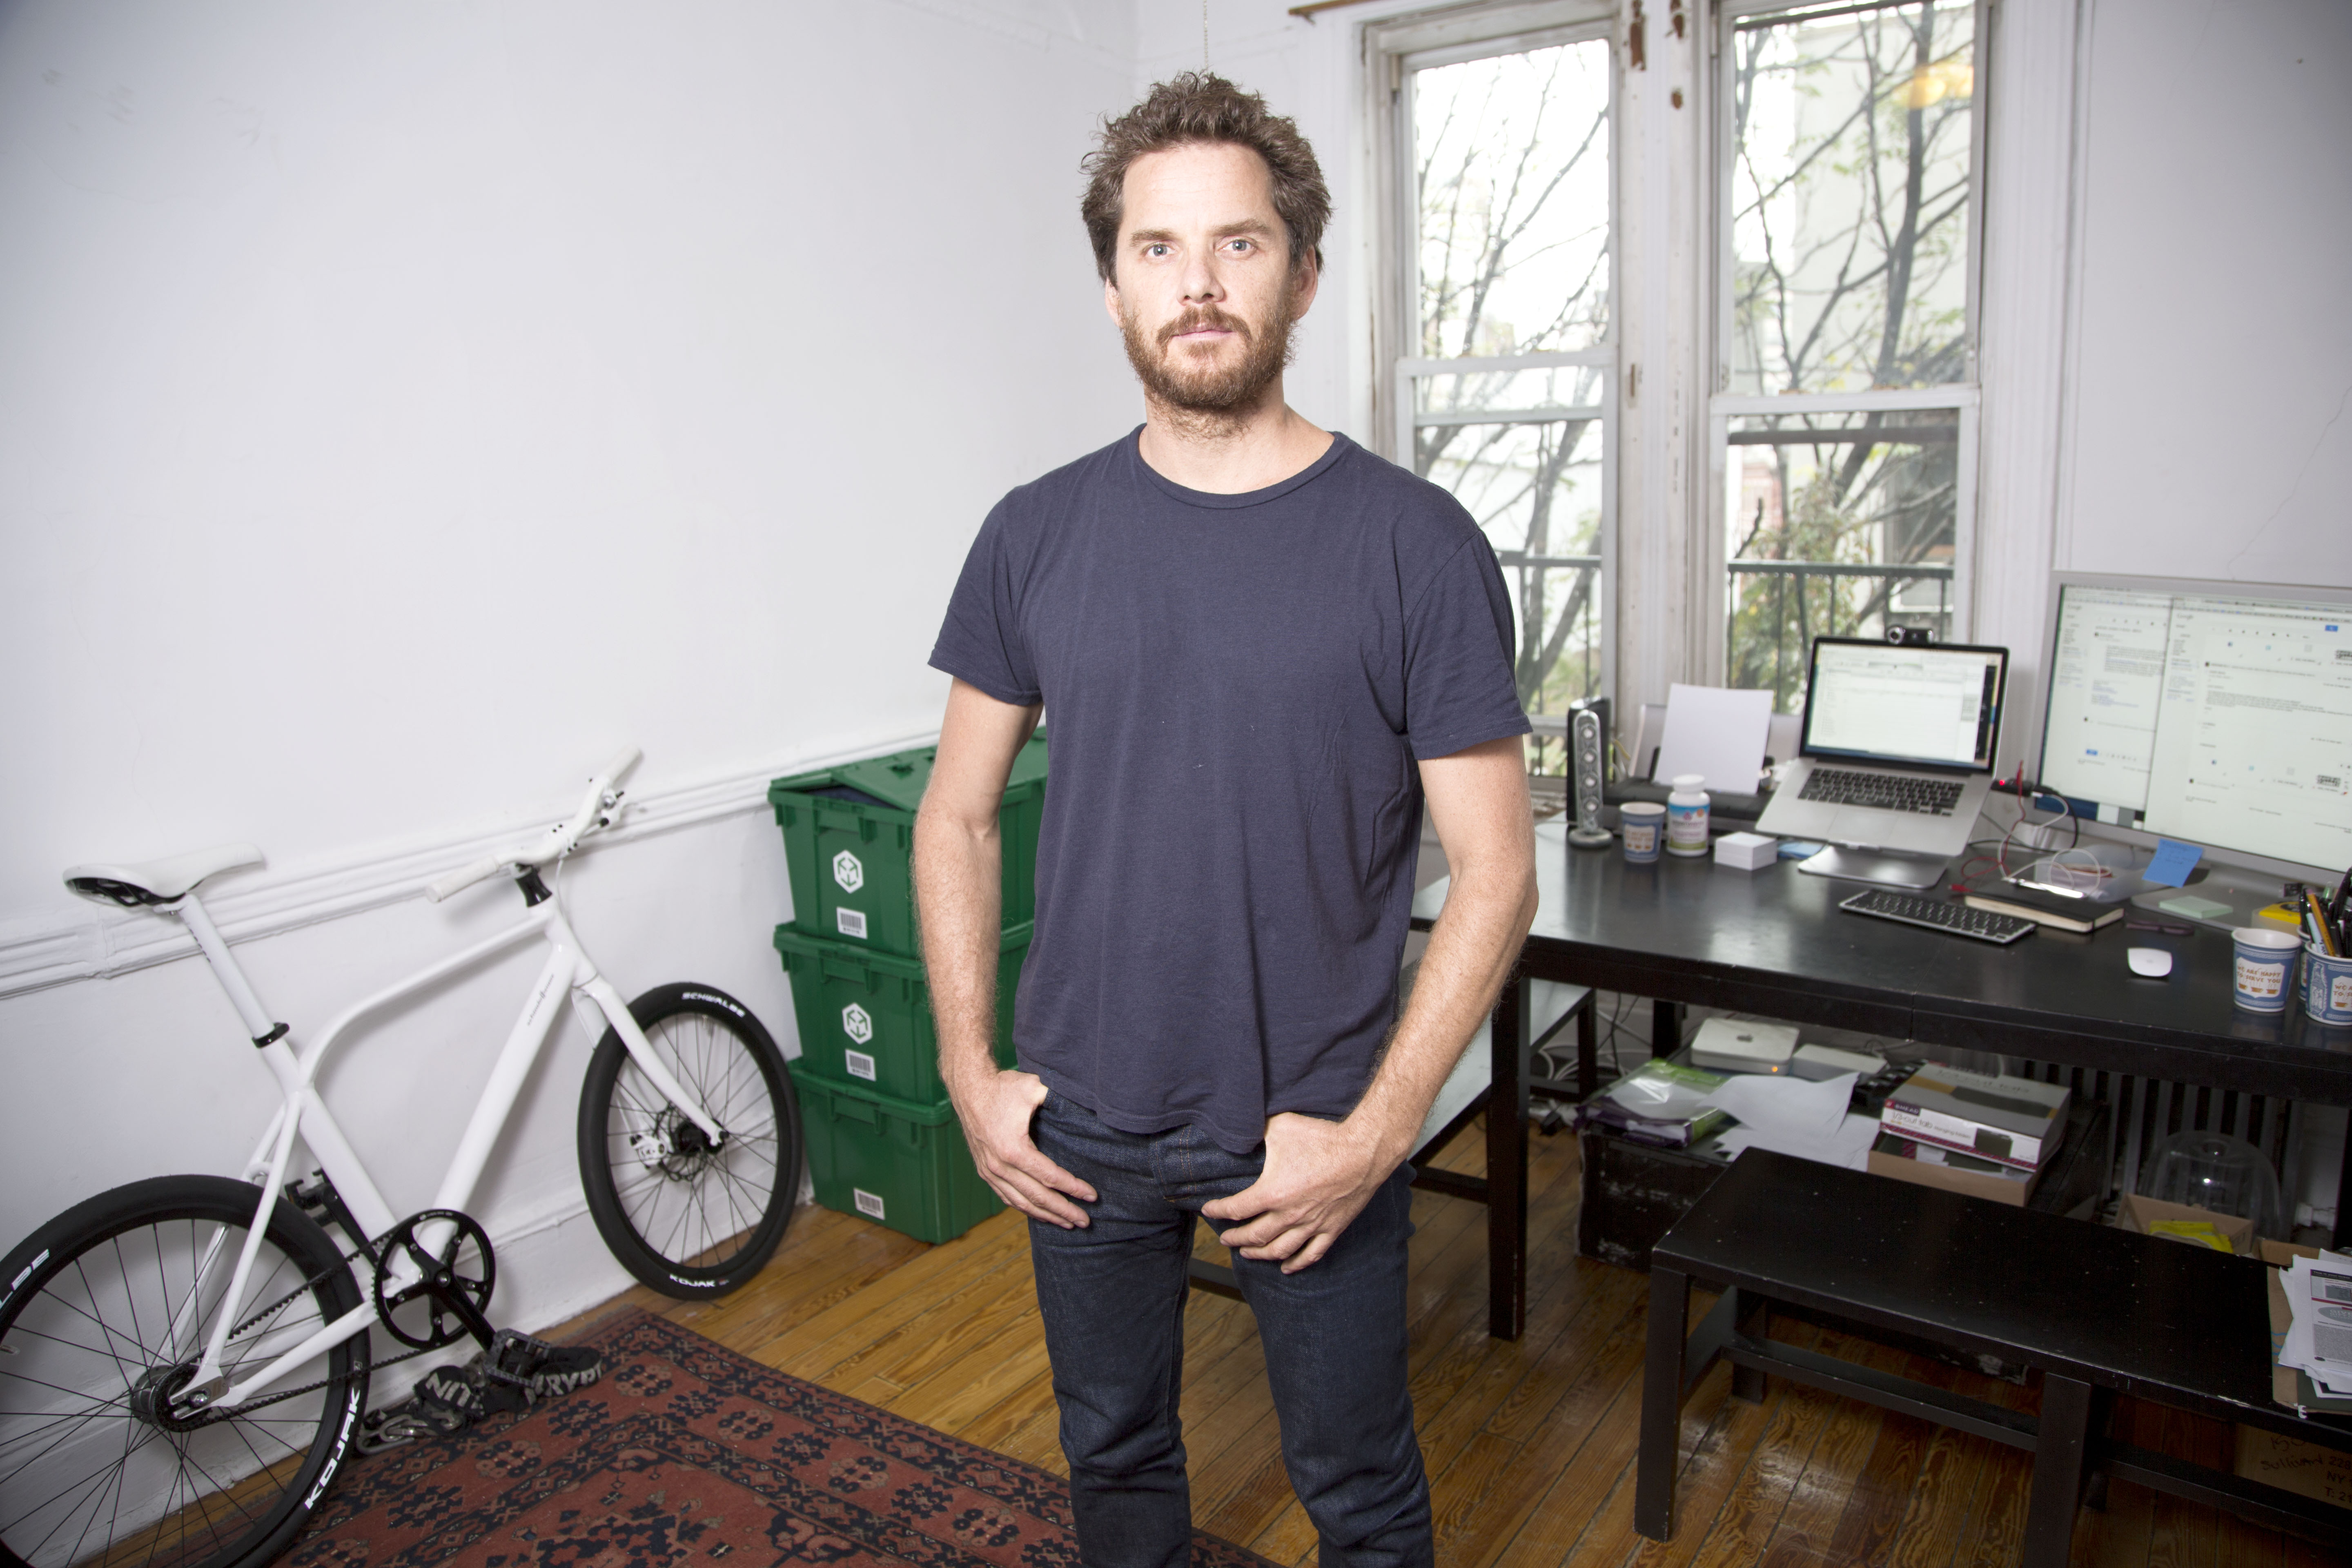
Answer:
[{"left": 2127, "top": 947, "right": 2173, "bottom": 978}]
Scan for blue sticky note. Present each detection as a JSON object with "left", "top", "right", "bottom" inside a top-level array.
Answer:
[{"left": 2144, "top": 839, "right": 2203, "bottom": 888}]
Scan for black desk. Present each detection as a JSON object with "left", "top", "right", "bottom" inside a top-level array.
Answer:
[{"left": 1415, "top": 821, "right": 2352, "bottom": 1338}]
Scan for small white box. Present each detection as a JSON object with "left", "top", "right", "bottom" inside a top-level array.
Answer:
[{"left": 1714, "top": 831, "right": 1777, "bottom": 870}]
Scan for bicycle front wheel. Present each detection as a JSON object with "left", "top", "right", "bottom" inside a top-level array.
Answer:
[
  {"left": 577, "top": 983, "right": 800, "bottom": 1299},
  {"left": 0, "top": 1175, "right": 368, "bottom": 1568}
]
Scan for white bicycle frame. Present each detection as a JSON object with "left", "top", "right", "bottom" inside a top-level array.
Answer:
[{"left": 160, "top": 768, "right": 723, "bottom": 1417}]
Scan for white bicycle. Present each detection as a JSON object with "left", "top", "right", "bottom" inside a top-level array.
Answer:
[{"left": 0, "top": 748, "right": 802, "bottom": 1568}]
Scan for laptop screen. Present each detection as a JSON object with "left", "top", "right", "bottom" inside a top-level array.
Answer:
[{"left": 1801, "top": 638, "right": 2007, "bottom": 773}]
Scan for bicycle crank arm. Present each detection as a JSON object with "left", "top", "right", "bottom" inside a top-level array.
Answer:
[{"left": 416, "top": 1274, "right": 499, "bottom": 1352}]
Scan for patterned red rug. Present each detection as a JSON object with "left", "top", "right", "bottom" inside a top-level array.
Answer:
[{"left": 290, "top": 1310, "right": 1274, "bottom": 1568}]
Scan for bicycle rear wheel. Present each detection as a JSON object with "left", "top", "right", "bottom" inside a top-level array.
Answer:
[
  {"left": 577, "top": 983, "right": 800, "bottom": 1299},
  {"left": 0, "top": 1175, "right": 368, "bottom": 1568}
]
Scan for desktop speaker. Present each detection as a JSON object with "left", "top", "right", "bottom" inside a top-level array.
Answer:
[{"left": 1567, "top": 700, "right": 1612, "bottom": 849}]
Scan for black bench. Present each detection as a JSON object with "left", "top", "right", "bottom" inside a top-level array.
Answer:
[{"left": 1637, "top": 1149, "right": 2352, "bottom": 1564}]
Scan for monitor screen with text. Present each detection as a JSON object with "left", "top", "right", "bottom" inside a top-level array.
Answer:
[
  {"left": 2039, "top": 582, "right": 2352, "bottom": 873},
  {"left": 1802, "top": 640, "right": 2005, "bottom": 772}
]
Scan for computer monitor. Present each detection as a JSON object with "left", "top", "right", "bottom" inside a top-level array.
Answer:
[{"left": 2036, "top": 575, "right": 2352, "bottom": 882}]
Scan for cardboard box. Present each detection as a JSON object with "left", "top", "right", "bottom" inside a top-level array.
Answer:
[
  {"left": 2114, "top": 1193, "right": 2257, "bottom": 1255},
  {"left": 2234, "top": 1427, "right": 2352, "bottom": 1510},
  {"left": 1867, "top": 1137, "right": 2042, "bottom": 1207}
]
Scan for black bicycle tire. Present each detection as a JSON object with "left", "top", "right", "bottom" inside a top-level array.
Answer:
[
  {"left": 0, "top": 1175, "right": 368, "bottom": 1568},
  {"left": 576, "top": 983, "right": 800, "bottom": 1299}
]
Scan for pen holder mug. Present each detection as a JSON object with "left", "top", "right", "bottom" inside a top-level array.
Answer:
[
  {"left": 1620, "top": 801, "right": 1665, "bottom": 863},
  {"left": 2307, "top": 942, "right": 2352, "bottom": 1026},
  {"left": 2231, "top": 927, "right": 2301, "bottom": 1012}
]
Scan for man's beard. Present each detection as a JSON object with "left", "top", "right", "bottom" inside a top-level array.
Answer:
[{"left": 1120, "top": 278, "right": 1299, "bottom": 428}]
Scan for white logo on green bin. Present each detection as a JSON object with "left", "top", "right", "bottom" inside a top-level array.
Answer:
[
  {"left": 842, "top": 1003, "right": 873, "bottom": 1044},
  {"left": 833, "top": 850, "right": 864, "bottom": 893}
]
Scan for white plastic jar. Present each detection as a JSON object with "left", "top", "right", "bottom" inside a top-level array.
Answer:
[{"left": 1665, "top": 774, "right": 1711, "bottom": 857}]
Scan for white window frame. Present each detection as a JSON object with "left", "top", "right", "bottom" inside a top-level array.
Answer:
[
  {"left": 1370, "top": 2, "right": 1624, "bottom": 715},
  {"left": 1703, "top": 0, "right": 1992, "bottom": 689}
]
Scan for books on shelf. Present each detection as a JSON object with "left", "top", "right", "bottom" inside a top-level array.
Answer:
[
  {"left": 1878, "top": 1064, "right": 2070, "bottom": 1172},
  {"left": 1575, "top": 1059, "right": 1731, "bottom": 1149}
]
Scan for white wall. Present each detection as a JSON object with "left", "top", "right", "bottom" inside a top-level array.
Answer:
[
  {"left": 2055, "top": 0, "right": 2352, "bottom": 590},
  {"left": 0, "top": 0, "right": 1138, "bottom": 1340}
]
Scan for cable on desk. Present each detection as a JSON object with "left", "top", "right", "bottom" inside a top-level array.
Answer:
[{"left": 1991, "top": 763, "right": 2079, "bottom": 882}]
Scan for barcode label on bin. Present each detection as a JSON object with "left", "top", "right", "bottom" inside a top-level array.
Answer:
[
  {"left": 844, "top": 1049, "right": 876, "bottom": 1081},
  {"left": 853, "top": 1188, "right": 886, "bottom": 1220},
  {"left": 836, "top": 907, "right": 868, "bottom": 939}
]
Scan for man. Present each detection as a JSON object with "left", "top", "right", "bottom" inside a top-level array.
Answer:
[{"left": 913, "top": 74, "right": 1538, "bottom": 1568}]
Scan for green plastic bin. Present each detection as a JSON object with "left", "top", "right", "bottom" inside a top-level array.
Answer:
[
  {"left": 773, "top": 920, "right": 1029, "bottom": 1104},
  {"left": 768, "top": 735, "right": 1047, "bottom": 958},
  {"left": 790, "top": 1067, "right": 1003, "bottom": 1243}
]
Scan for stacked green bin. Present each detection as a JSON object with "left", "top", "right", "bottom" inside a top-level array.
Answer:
[
  {"left": 771, "top": 921, "right": 1031, "bottom": 1104},
  {"left": 768, "top": 736, "right": 1047, "bottom": 1243},
  {"left": 768, "top": 735, "right": 1047, "bottom": 955},
  {"left": 786, "top": 1073, "right": 1004, "bottom": 1246}
]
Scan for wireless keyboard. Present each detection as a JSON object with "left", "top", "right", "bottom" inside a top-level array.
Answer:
[{"left": 1838, "top": 888, "right": 2038, "bottom": 945}]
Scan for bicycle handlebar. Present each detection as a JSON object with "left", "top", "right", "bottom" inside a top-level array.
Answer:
[
  {"left": 425, "top": 857, "right": 506, "bottom": 903},
  {"left": 422, "top": 747, "right": 644, "bottom": 903}
]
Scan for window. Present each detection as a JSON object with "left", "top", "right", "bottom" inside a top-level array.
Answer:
[
  {"left": 1714, "top": 0, "right": 1982, "bottom": 712},
  {"left": 1381, "top": 11, "right": 1617, "bottom": 741}
]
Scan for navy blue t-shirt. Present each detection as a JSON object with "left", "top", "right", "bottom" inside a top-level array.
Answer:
[{"left": 929, "top": 429, "right": 1528, "bottom": 1153}]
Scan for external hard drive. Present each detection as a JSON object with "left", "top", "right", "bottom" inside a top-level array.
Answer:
[{"left": 1689, "top": 1017, "right": 1799, "bottom": 1075}]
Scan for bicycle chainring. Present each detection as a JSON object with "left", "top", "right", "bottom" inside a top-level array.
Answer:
[{"left": 372, "top": 1208, "right": 497, "bottom": 1350}]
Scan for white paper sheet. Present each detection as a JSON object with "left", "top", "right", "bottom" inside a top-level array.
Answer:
[
  {"left": 1713, "top": 1114, "right": 1883, "bottom": 1172},
  {"left": 2280, "top": 1252, "right": 2352, "bottom": 1388},
  {"left": 1704, "top": 1070, "right": 1857, "bottom": 1136},
  {"left": 1703, "top": 1071, "right": 1877, "bottom": 1170},
  {"left": 1653, "top": 684, "right": 1775, "bottom": 795}
]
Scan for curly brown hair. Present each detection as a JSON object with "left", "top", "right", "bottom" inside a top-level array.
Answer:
[{"left": 1080, "top": 72, "right": 1330, "bottom": 285}]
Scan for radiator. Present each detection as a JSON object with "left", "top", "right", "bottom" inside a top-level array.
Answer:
[{"left": 2009, "top": 1058, "right": 2297, "bottom": 1208}]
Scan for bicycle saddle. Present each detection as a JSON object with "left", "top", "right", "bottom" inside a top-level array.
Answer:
[{"left": 64, "top": 843, "right": 264, "bottom": 906}]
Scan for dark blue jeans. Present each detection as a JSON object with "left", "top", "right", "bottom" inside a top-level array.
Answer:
[{"left": 1027, "top": 1090, "right": 1432, "bottom": 1568}]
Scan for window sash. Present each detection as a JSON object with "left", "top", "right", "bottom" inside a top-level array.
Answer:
[
  {"left": 1708, "top": 0, "right": 1987, "bottom": 695},
  {"left": 1714, "top": 0, "right": 1986, "bottom": 397},
  {"left": 1383, "top": 15, "right": 1621, "bottom": 718}
]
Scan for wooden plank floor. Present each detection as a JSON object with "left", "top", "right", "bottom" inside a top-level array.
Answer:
[{"left": 565, "top": 1122, "right": 2329, "bottom": 1568}]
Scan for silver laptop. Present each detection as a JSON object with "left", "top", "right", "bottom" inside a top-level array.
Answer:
[{"left": 1755, "top": 637, "right": 2009, "bottom": 889}]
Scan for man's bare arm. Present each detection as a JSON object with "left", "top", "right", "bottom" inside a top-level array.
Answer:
[
  {"left": 913, "top": 679, "right": 1096, "bottom": 1227},
  {"left": 1202, "top": 734, "right": 1537, "bottom": 1271}
]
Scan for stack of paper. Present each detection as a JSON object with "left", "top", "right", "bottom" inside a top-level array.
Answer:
[
  {"left": 2277, "top": 1251, "right": 2352, "bottom": 1397},
  {"left": 1706, "top": 1071, "right": 1880, "bottom": 1171}
]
